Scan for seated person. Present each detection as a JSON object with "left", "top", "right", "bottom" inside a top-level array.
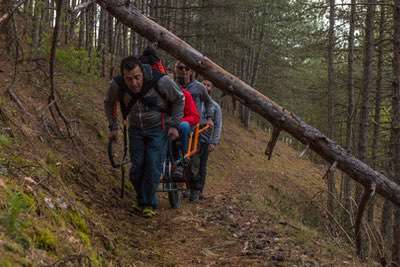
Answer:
[
  {"left": 178, "top": 86, "right": 200, "bottom": 155},
  {"left": 172, "top": 86, "right": 199, "bottom": 180}
]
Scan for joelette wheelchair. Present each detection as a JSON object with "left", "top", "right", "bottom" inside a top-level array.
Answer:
[{"left": 108, "top": 123, "right": 209, "bottom": 209}]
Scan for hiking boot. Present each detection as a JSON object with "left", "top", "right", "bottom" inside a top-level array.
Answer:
[
  {"left": 142, "top": 207, "right": 157, "bottom": 218},
  {"left": 189, "top": 190, "right": 200, "bottom": 202},
  {"left": 132, "top": 201, "right": 143, "bottom": 213},
  {"left": 172, "top": 165, "right": 184, "bottom": 181}
]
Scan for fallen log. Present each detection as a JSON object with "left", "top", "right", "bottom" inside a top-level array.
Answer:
[
  {"left": 95, "top": 0, "right": 400, "bottom": 207},
  {"left": 0, "top": 0, "right": 27, "bottom": 26}
]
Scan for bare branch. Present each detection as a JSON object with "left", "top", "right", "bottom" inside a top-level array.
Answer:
[
  {"left": 264, "top": 127, "right": 281, "bottom": 160},
  {"left": 355, "top": 183, "right": 376, "bottom": 258}
]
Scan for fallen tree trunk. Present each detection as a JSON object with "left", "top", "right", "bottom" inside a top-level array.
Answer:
[
  {"left": 95, "top": 0, "right": 400, "bottom": 207},
  {"left": 0, "top": 0, "right": 27, "bottom": 26}
]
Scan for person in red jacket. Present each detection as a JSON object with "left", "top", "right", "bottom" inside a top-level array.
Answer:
[
  {"left": 171, "top": 85, "right": 199, "bottom": 181},
  {"left": 179, "top": 86, "right": 200, "bottom": 154}
]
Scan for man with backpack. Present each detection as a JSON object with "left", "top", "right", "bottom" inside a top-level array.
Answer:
[
  {"left": 140, "top": 48, "right": 200, "bottom": 180},
  {"left": 104, "top": 55, "right": 184, "bottom": 218}
]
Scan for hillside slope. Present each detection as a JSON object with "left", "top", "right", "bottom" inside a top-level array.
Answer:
[{"left": 0, "top": 55, "right": 363, "bottom": 266}]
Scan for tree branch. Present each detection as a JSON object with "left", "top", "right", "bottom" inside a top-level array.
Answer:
[{"left": 0, "top": 0, "right": 27, "bottom": 26}]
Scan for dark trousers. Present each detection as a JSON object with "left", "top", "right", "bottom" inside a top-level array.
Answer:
[
  {"left": 128, "top": 126, "right": 167, "bottom": 208},
  {"left": 190, "top": 142, "right": 209, "bottom": 192}
]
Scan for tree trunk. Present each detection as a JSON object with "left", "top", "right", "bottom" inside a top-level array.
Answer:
[
  {"left": 369, "top": 3, "right": 387, "bottom": 226},
  {"left": 63, "top": 0, "right": 70, "bottom": 44},
  {"left": 31, "top": 0, "right": 43, "bottom": 57},
  {"left": 358, "top": 0, "right": 376, "bottom": 169},
  {"left": 355, "top": 0, "right": 376, "bottom": 256},
  {"left": 78, "top": 0, "right": 86, "bottom": 48},
  {"left": 86, "top": 1, "right": 95, "bottom": 72},
  {"left": 342, "top": 0, "right": 356, "bottom": 228},
  {"left": 99, "top": 7, "right": 107, "bottom": 77},
  {"left": 122, "top": 24, "right": 128, "bottom": 57},
  {"left": 327, "top": 0, "right": 337, "bottom": 225},
  {"left": 69, "top": 0, "right": 77, "bottom": 43},
  {"left": 107, "top": 13, "right": 114, "bottom": 78},
  {"left": 391, "top": 1, "right": 400, "bottom": 266},
  {"left": 95, "top": 0, "right": 400, "bottom": 208}
]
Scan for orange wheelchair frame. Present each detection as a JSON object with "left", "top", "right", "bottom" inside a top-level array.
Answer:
[
  {"left": 184, "top": 124, "right": 210, "bottom": 160},
  {"left": 158, "top": 124, "right": 210, "bottom": 208}
]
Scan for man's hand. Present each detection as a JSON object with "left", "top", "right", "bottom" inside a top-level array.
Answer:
[
  {"left": 208, "top": 144, "right": 216, "bottom": 152},
  {"left": 108, "top": 130, "right": 118, "bottom": 142},
  {"left": 207, "top": 118, "right": 214, "bottom": 128},
  {"left": 168, "top": 127, "right": 180, "bottom": 140}
]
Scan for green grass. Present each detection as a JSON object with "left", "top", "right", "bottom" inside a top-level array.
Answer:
[
  {"left": 0, "top": 134, "right": 12, "bottom": 147},
  {"left": 66, "top": 210, "right": 89, "bottom": 234},
  {"left": 0, "top": 189, "right": 35, "bottom": 248},
  {"left": 34, "top": 227, "right": 57, "bottom": 251}
]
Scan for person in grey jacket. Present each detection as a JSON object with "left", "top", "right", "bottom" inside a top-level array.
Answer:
[
  {"left": 174, "top": 61, "right": 214, "bottom": 128},
  {"left": 195, "top": 80, "right": 222, "bottom": 200},
  {"left": 174, "top": 62, "right": 215, "bottom": 201},
  {"left": 104, "top": 56, "right": 184, "bottom": 217}
]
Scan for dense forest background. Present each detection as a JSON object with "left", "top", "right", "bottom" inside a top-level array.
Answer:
[{"left": 1, "top": 0, "right": 400, "bottom": 265}]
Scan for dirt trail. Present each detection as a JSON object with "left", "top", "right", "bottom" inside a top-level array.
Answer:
[{"left": 83, "top": 116, "right": 362, "bottom": 267}]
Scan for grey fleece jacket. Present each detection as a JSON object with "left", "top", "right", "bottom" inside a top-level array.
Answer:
[
  {"left": 104, "top": 75, "right": 184, "bottom": 130},
  {"left": 200, "top": 99, "right": 222, "bottom": 145},
  {"left": 186, "top": 80, "right": 213, "bottom": 120}
]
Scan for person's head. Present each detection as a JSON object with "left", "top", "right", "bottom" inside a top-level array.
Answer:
[
  {"left": 140, "top": 46, "right": 167, "bottom": 74},
  {"left": 174, "top": 61, "right": 193, "bottom": 85},
  {"left": 120, "top": 56, "right": 144, "bottom": 93},
  {"left": 202, "top": 80, "right": 213, "bottom": 95}
]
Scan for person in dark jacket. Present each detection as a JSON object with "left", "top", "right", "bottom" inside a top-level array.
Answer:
[{"left": 104, "top": 56, "right": 184, "bottom": 217}]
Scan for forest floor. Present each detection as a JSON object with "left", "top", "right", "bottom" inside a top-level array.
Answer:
[{"left": 0, "top": 50, "right": 370, "bottom": 266}]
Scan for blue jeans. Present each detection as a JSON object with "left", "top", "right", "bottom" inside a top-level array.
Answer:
[
  {"left": 178, "top": 122, "right": 191, "bottom": 155},
  {"left": 129, "top": 126, "right": 167, "bottom": 208}
]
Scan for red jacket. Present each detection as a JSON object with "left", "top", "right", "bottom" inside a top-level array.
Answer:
[
  {"left": 181, "top": 87, "right": 199, "bottom": 126},
  {"left": 150, "top": 60, "right": 167, "bottom": 74}
]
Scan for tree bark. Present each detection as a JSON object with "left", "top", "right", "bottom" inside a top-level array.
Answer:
[
  {"left": 327, "top": 0, "right": 337, "bottom": 224},
  {"left": 342, "top": 0, "right": 356, "bottom": 227},
  {"left": 391, "top": 1, "right": 400, "bottom": 265},
  {"left": 94, "top": 0, "right": 400, "bottom": 208},
  {"left": 354, "top": 0, "right": 376, "bottom": 255},
  {"left": 369, "top": 2, "right": 387, "bottom": 225},
  {"left": 78, "top": 0, "right": 86, "bottom": 48},
  {"left": 31, "top": 0, "right": 43, "bottom": 57},
  {"left": 85, "top": 1, "right": 95, "bottom": 71},
  {"left": 358, "top": 0, "right": 376, "bottom": 166}
]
